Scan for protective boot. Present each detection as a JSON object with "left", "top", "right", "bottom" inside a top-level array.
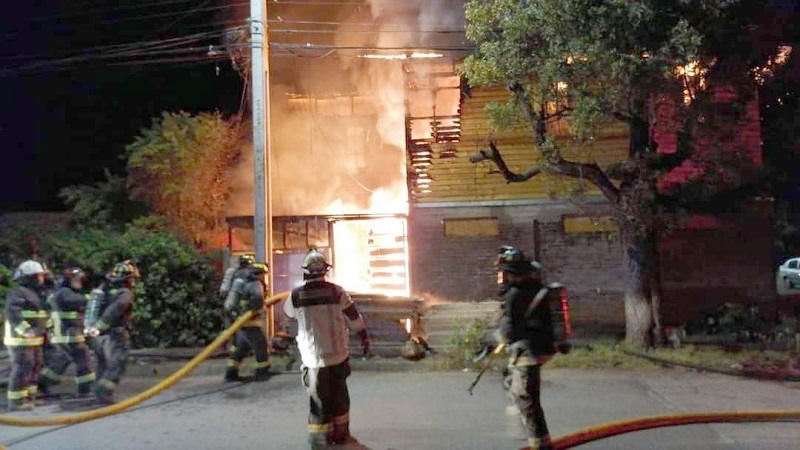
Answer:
[
  {"left": 308, "top": 431, "right": 329, "bottom": 450},
  {"left": 528, "top": 436, "right": 553, "bottom": 450},
  {"left": 8, "top": 399, "right": 35, "bottom": 412},
  {"left": 77, "top": 382, "right": 93, "bottom": 398},
  {"left": 253, "top": 367, "right": 272, "bottom": 382},
  {"left": 94, "top": 382, "right": 115, "bottom": 405},
  {"left": 224, "top": 367, "right": 241, "bottom": 383}
]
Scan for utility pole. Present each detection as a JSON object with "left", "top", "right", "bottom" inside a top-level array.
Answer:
[{"left": 250, "top": 0, "right": 273, "bottom": 299}]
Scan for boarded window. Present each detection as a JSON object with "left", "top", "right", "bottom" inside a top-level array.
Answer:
[
  {"left": 443, "top": 217, "right": 499, "bottom": 237},
  {"left": 562, "top": 215, "right": 618, "bottom": 234}
]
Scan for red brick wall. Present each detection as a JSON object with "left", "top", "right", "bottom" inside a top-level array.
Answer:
[{"left": 658, "top": 208, "right": 777, "bottom": 326}]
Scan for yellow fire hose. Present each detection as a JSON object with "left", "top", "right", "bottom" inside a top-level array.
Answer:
[
  {"left": 0, "top": 292, "right": 289, "bottom": 428},
  {"left": 545, "top": 410, "right": 800, "bottom": 449}
]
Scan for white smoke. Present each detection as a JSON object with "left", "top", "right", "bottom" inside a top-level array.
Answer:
[{"left": 226, "top": 1, "right": 466, "bottom": 217}]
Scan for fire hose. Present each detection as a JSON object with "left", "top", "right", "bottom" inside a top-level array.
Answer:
[
  {"left": 0, "top": 292, "right": 289, "bottom": 428},
  {"left": 546, "top": 410, "right": 800, "bottom": 449}
]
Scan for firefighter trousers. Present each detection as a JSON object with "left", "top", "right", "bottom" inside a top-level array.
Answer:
[
  {"left": 6, "top": 346, "right": 40, "bottom": 406},
  {"left": 302, "top": 360, "right": 352, "bottom": 448},
  {"left": 40, "top": 343, "right": 96, "bottom": 395},
  {"left": 227, "top": 326, "right": 270, "bottom": 371},
  {"left": 92, "top": 333, "right": 128, "bottom": 401},
  {"left": 509, "top": 364, "right": 553, "bottom": 450}
]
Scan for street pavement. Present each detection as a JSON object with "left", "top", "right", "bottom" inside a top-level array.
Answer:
[{"left": 2, "top": 368, "right": 800, "bottom": 450}]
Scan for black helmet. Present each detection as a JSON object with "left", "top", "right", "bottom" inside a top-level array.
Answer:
[
  {"left": 239, "top": 254, "right": 256, "bottom": 268},
  {"left": 498, "top": 248, "right": 535, "bottom": 274},
  {"left": 60, "top": 267, "right": 86, "bottom": 287}
]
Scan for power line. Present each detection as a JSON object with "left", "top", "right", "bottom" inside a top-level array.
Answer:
[
  {"left": 0, "top": 27, "right": 245, "bottom": 62},
  {"left": 2, "top": 3, "right": 249, "bottom": 38},
  {"left": 25, "top": 0, "right": 201, "bottom": 23}
]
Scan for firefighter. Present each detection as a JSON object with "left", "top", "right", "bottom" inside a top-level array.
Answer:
[
  {"left": 223, "top": 262, "right": 272, "bottom": 382},
  {"left": 85, "top": 260, "right": 140, "bottom": 404},
  {"left": 37, "top": 268, "right": 96, "bottom": 397},
  {"left": 4, "top": 260, "right": 48, "bottom": 411},
  {"left": 495, "top": 248, "right": 558, "bottom": 450},
  {"left": 219, "top": 253, "right": 255, "bottom": 299},
  {"left": 283, "top": 249, "right": 370, "bottom": 450}
]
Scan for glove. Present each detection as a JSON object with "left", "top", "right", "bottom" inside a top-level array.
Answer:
[
  {"left": 358, "top": 330, "right": 370, "bottom": 357},
  {"left": 85, "top": 327, "right": 101, "bottom": 337},
  {"left": 23, "top": 329, "right": 38, "bottom": 339},
  {"left": 556, "top": 342, "right": 572, "bottom": 355}
]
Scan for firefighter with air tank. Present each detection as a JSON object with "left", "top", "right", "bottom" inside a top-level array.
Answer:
[
  {"left": 37, "top": 267, "right": 96, "bottom": 398},
  {"left": 493, "top": 246, "right": 572, "bottom": 450},
  {"left": 223, "top": 261, "right": 272, "bottom": 382},
  {"left": 84, "top": 260, "right": 141, "bottom": 404}
]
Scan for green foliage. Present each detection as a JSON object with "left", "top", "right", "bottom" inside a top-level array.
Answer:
[
  {"left": 59, "top": 170, "right": 148, "bottom": 230},
  {"left": 125, "top": 111, "right": 243, "bottom": 246},
  {"left": 0, "top": 224, "right": 224, "bottom": 348},
  {"left": 0, "top": 264, "right": 14, "bottom": 314},
  {"left": 446, "top": 316, "right": 493, "bottom": 364},
  {"left": 43, "top": 225, "right": 225, "bottom": 348}
]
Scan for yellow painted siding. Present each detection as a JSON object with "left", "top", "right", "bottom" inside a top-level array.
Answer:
[{"left": 412, "top": 87, "right": 629, "bottom": 203}]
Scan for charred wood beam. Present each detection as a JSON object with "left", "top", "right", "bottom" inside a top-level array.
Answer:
[{"left": 470, "top": 141, "right": 620, "bottom": 204}]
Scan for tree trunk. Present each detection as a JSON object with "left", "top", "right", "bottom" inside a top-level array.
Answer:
[
  {"left": 622, "top": 225, "right": 657, "bottom": 348},
  {"left": 650, "top": 230, "right": 665, "bottom": 347}
]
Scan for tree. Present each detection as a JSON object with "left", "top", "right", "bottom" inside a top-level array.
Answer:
[
  {"left": 59, "top": 169, "right": 148, "bottom": 229},
  {"left": 461, "top": 0, "right": 779, "bottom": 346},
  {"left": 125, "top": 111, "right": 243, "bottom": 247}
]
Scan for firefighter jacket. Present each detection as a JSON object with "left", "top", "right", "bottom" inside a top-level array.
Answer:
[
  {"left": 94, "top": 287, "right": 135, "bottom": 335},
  {"left": 284, "top": 279, "right": 366, "bottom": 369},
  {"left": 47, "top": 286, "right": 89, "bottom": 344},
  {"left": 3, "top": 285, "right": 47, "bottom": 347},
  {"left": 224, "top": 267, "right": 266, "bottom": 326},
  {"left": 497, "top": 281, "right": 556, "bottom": 366}
]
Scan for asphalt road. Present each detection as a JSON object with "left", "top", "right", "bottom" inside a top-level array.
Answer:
[{"left": 2, "top": 369, "right": 799, "bottom": 450}]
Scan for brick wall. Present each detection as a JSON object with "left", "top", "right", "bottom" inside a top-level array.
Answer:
[
  {"left": 410, "top": 201, "right": 777, "bottom": 330},
  {"left": 409, "top": 201, "right": 627, "bottom": 328},
  {"left": 658, "top": 208, "right": 777, "bottom": 325}
]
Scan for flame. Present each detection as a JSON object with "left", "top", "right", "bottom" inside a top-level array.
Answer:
[
  {"left": 331, "top": 217, "right": 410, "bottom": 297},
  {"left": 752, "top": 45, "right": 793, "bottom": 85},
  {"left": 675, "top": 60, "right": 709, "bottom": 105},
  {"left": 359, "top": 52, "right": 444, "bottom": 60}
]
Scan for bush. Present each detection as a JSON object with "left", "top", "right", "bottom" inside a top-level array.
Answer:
[
  {"left": 446, "top": 316, "right": 494, "bottom": 364},
  {"left": 1, "top": 224, "right": 225, "bottom": 348}
]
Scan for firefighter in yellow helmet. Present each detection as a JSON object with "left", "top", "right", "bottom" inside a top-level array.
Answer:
[
  {"left": 85, "top": 260, "right": 140, "bottom": 404},
  {"left": 4, "top": 260, "right": 48, "bottom": 411},
  {"left": 223, "top": 262, "right": 271, "bottom": 382},
  {"left": 283, "top": 249, "right": 370, "bottom": 450}
]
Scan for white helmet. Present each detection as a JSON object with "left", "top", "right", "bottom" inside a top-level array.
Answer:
[
  {"left": 13, "top": 260, "right": 46, "bottom": 281},
  {"left": 301, "top": 249, "right": 331, "bottom": 277}
]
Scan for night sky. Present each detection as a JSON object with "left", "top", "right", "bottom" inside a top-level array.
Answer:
[
  {"left": 0, "top": 0, "right": 245, "bottom": 210},
  {"left": 0, "top": 0, "right": 798, "bottom": 211}
]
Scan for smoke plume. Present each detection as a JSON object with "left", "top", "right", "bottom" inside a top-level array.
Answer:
[{"left": 225, "top": 1, "right": 465, "bottom": 217}]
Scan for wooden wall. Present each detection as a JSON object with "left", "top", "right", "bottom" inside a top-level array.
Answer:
[{"left": 410, "top": 86, "right": 630, "bottom": 203}]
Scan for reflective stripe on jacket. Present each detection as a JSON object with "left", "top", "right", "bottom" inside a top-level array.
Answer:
[
  {"left": 47, "top": 287, "right": 88, "bottom": 344},
  {"left": 4, "top": 285, "right": 46, "bottom": 347}
]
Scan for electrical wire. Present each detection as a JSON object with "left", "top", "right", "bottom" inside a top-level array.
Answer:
[
  {"left": 2, "top": 3, "right": 249, "bottom": 38},
  {"left": 0, "top": 27, "right": 245, "bottom": 62},
  {"left": 25, "top": 0, "right": 204, "bottom": 23}
]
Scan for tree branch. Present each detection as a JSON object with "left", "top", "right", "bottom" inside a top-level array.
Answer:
[
  {"left": 470, "top": 141, "right": 621, "bottom": 204},
  {"left": 469, "top": 142, "right": 543, "bottom": 182}
]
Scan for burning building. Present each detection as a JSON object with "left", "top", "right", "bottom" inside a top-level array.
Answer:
[
  {"left": 224, "top": 1, "right": 466, "bottom": 298},
  {"left": 224, "top": 0, "right": 778, "bottom": 333}
]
